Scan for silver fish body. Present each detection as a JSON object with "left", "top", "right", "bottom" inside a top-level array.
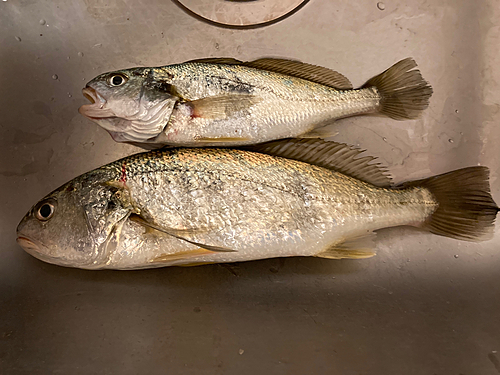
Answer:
[
  {"left": 80, "top": 58, "right": 432, "bottom": 147},
  {"left": 16, "top": 142, "right": 497, "bottom": 270}
]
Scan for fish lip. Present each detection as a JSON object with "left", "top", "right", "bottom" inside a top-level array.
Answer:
[
  {"left": 16, "top": 236, "right": 44, "bottom": 257},
  {"left": 16, "top": 236, "right": 37, "bottom": 247},
  {"left": 16, "top": 235, "right": 100, "bottom": 269},
  {"left": 82, "top": 86, "right": 105, "bottom": 105},
  {"left": 79, "top": 87, "right": 113, "bottom": 119}
]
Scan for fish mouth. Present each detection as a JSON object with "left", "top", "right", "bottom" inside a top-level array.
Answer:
[
  {"left": 16, "top": 235, "right": 100, "bottom": 269},
  {"left": 16, "top": 236, "right": 42, "bottom": 255},
  {"left": 79, "top": 87, "right": 115, "bottom": 119},
  {"left": 16, "top": 236, "right": 59, "bottom": 264}
]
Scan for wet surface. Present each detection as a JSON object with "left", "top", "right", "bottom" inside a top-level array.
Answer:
[{"left": 1, "top": 0, "right": 500, "bottom": 374}]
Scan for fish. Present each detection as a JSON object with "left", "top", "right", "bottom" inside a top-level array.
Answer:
[
  {"left": 79, "top": 57, "right": 433, "bottom": 147},
  {"left": 16, "top": 139, "right": 498, "bottom": 270}
]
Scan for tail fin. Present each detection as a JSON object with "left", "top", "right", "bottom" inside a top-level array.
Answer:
[
  {"left": 403, "top": 167, "right": 499, "bottom": 241},
  {"left": 363, "top": 58, "right": 433, "bottom": 120}
]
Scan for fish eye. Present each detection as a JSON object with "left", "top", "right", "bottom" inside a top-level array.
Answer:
[
  {"left": 35, "top": 199, "right": 57, "bottom": 221},
  {"left": 108, "top": 74, "right": 128, "bottom": 87}
]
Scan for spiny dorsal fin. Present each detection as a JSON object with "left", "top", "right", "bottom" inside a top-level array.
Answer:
[
  {"left": 244, "top": 139, "right": 392, "bottom": 188},
  {"left": 184, "top": 57, "right": 243, "bottom": 65},
  {"left": 183, "top": 57, "right": 243, "bottom": 65},
  {"left": 243, "top": 58, "right": 353, "bottom": 90}
]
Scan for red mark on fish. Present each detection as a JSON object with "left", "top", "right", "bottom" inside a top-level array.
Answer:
[{"left": 119, "top": 162, "right": 127, "bottom": 184}]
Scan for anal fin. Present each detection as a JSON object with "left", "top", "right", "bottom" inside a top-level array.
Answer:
[
  {"left": 195, "top": 136, "right": 253, "bottom": 143},
  {"left": 316, "top": 232, "right": 377, "bottom": 259},
  {"left": 177, "top": 262, "right": 217, "bottom": 267},
  {"left": 151, "top": 249, "right": 213, "bottom": 264}
]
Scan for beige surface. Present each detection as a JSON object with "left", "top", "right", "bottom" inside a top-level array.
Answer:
[{"left": 1, "top": 0, "right": 499, "bottom": 373}]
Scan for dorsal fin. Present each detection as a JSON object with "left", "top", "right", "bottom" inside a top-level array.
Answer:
[
  {"left": 182, "top": 57, "right": 352, "bottom": 90},
  {"left": 243, "top": 58, "right": 353, "bottom": 90},
  {"left": 183, "top": 57, "right": 243, "bottom": 65},
  {"left": 244, "top": 139, "right": 392, "bottom": 188}
]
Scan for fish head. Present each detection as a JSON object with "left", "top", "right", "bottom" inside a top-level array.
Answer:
[
  {"left": 79, "top": 67, "right": 178, "bottom": 143},
  {"left": 16, "top": 173, "right": 132, "bottom": 269}
]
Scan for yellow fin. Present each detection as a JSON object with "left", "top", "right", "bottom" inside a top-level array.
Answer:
[
  {"left": 316, "top": 232, "right": 377, "bottom": 259},
  {"left": 316, "top": 248, "right": 376, "bottom": 260},
  {"left": 177, "top": 262, "right": 216, "bottom": 267},
  {"left": 151, "top": 249, "right": 213, "bottom": 263},
  {"left": 299, "top": 125, "right": 339, "bottom": 139},
  {"left": 189, "top": 95, "right": 261, "bottom": 120}
]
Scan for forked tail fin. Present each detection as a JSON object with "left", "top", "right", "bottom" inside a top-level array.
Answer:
[
  {"left": 363, "top": 58, "right": 433, "bottom": 120},
  {"left": 402, "top": 166, "right": 499, "bottom": 241}
]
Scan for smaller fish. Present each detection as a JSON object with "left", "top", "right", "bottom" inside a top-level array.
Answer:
[{"left": 79, "top": 57, "right": 433, "bottom": 147}]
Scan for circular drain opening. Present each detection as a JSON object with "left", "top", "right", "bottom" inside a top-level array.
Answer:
[{"left": 177, "top": 0, "right": 309, "bottom": 27}]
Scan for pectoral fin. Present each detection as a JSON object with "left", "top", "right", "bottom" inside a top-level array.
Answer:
[
  {"left": 189, "top": 95, "right": 261, "bottom": 120},
  {"left": 129, "top": 214, "right": 236, "bottom": 253}
]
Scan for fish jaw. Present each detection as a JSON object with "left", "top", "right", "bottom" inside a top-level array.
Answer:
[
  {"left": 79, "top": 87, "right": 115, "bottom": 119},
  {"left": 16, "top": 236, "right": 44, "bottom": 259},
  {"left": 16, "top": 236, "right": 98, "bottom": 269}
]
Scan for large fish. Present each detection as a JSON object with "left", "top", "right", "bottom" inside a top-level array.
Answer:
[
  {"left": 79, "top": 57, "right": 432, "bottom": 147},
  {"left": 16, "top": 139, "right": 498, "bottom": 270}
]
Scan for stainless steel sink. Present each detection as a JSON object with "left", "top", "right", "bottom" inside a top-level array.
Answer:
[{"left": 1, "top": 0, "right": 499, "bottom": 373}]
